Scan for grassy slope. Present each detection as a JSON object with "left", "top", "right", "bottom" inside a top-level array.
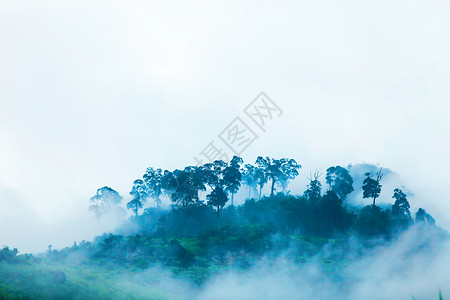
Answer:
[{"left": 0, "top": 232, "right": 335, "bottom": 299}]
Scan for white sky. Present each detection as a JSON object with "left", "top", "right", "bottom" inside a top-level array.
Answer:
[{"left": 1, "top": 0, "right": 449, "bottom": 253}]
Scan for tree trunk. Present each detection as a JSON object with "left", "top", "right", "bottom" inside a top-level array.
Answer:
[
  {"left": 231, "top": 193, "right": 234, "bottom": 206},
  {"left": 372, "top": 196, "right": 376, "bottom": 207},
  {"left": 270, "top": 177, "right": 275, "bottom": 196},
  {"left": 259, "top": 185, "right": 262, "bottom": 199}
]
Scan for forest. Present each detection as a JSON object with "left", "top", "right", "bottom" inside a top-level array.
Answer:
[{"left": 0, "top": 156, "right": 447, "bottom": 299}]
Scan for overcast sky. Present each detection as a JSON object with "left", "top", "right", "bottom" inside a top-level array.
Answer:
[{"left": 1, "top": 0, "right": 450, "bottom": 253}]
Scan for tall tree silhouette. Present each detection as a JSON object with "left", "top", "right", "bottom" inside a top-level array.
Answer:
[
  {"left": 127, "top": 179, "right": 148, "bottom": 216},
  {"left": 89, "top": 186, "right": 123, "bottom": 218},
  {"left": 391, "top": 188, "right": 412, "bottom": 228},
  {"left": 206, "top": 186, "right": 228, "bottom": 218},
  {"left": 143, "top": 167, "right": 163, "bottom": 208},
  {"left": 265, "top": 157, "right": 301, "bottom": 196},
  {"left": 223, "top": 156, "right": 243, "bottom": 205},
  {"left": 391, "top": 188, "right": 410, "bottom": 217},
  {"left": 161, "top": 167, "right": 206, "bottom": 207},
  {"left": 415, "top": 208, "right": 435, "bottom": 226},
  {"left": 242, "top": 164, "right": 258, "bottom": 199},
  {"left": 277, "top": 158, "right": 301, "bottom": 194},
  {"left": 362, "top": 168, "right": 383, "bottom": 207},
  {"left": 304, "top": 172, "right": 322, "bottom": 202},
  {"left": 200, "top": 160, "right": 227, "bottom": 190},
  {"left": 325, "top": 166, "right": 354, "bottom": 200},
  {"left": 255, "top": 157, "right": 269, "bottom": 199}
]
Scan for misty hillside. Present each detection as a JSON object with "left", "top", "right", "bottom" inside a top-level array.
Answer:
[
  {"left": 2, "top": 0, "right": 450, "bottom": 298},
  {"left": 1, "top": 157, "right": 448, "bottom": 299}
]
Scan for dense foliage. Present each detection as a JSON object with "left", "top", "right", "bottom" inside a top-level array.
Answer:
[{"left": 0, "top": 157, "right": 447, "bottom": 299}]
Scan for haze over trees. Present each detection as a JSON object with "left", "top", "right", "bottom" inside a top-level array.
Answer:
[
  {"left": 326, "top": 166, "right": 354, "bottom": 200},
  {"left": 86, "top": 158, "right": 438, "bottom": 240},
  {"left": 391, "top": 188, "right": 412, "bottom": 228},
  {"left": 362, "top": 169, "right": 383, "bottom": 206},
  {"left": 222, "top": 156, "right": 243, "bottom": 206},
  {"left": 84, "top": 157, "right": 440, "bottom": 243},
  {"left": 1, "top": 156, "right": 445, "bottom": 299},
  {"left": 83, "top": 158, "right": 445, "bottom": 261},
  {"left": 115, "top": 156, "right": 301, "bottom": 215},
  {"left": 304, "top": 172, "right": 323, "bottom": 202},
  {"left": 143, "top": 167, "right": 164, "bottom": 208},
  {"left": 127, "top": 179, "right": 148, "bottom": 216},
  {"left": 89, "top": 186, "right": 123, "bottom": 218}
]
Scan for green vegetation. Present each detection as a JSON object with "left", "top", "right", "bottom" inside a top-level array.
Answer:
[{"left": 0, "top": 157, "right": 447, "bottom": 299}]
